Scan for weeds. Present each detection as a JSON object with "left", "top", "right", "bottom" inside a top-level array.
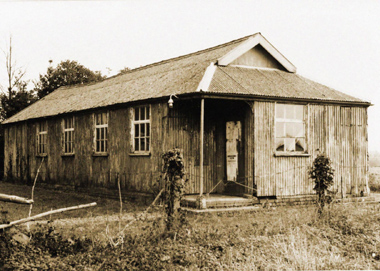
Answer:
[{"left": 1, "top": 180, "right": 380, "bottom": 269}]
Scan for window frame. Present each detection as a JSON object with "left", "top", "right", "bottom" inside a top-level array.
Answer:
[
  {"left": 62, "top": 116, "right": 75, "bottom": 155},
  {"left": 36, "top": 121, "right": 48, "bottom": 156},
  {"left": 94, "top": 111, "right": 109, "bottom": 155},
  {"left": 274, "top": 103, "right": 309, "bottom": 156},
  {"left": 131, "top": 105, "right": 151, "bottom": 155}
]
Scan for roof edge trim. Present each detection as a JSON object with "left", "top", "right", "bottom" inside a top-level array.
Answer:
[
  {"left": 217, "top": 33, "right": 297, "bottom": 73},
  {"left": 196, "top": 62, "right": 217, "bottom": 92}
]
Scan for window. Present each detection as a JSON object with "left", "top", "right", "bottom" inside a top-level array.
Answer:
[
  {"left": 63, "top": 117, "right": 74, "bottom": 154},
  {"left": 133, "top": 106, "right": 150, "bottom": 153},
  {"left": 275, "top": 104, "right": 306, "bottom": 152},
  {"left": 95, "top": 112, "right": 108, "bottom": 153},
  {"left": 37, "top": 121, "right": 47, "bottom": 155}
]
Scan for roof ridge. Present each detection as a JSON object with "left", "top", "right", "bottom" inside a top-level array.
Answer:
[{"left": 59, "top": 33, "right": 257, "bottom": 91}]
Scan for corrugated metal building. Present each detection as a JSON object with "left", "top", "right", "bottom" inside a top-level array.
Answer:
[{"left": 2, "top": 33, "right": 370, "bottom": 198}]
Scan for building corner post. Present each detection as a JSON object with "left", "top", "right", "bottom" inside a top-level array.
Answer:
[{"left": 200, "top": 98, "right": 204, "bottom": 197}]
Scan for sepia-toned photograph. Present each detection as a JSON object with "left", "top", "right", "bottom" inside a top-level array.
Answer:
[{"left": 0, "top": 0, "right": 379, "bottom": 269}]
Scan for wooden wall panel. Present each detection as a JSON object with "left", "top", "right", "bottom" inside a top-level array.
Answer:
[
  {"left": 3, "top": 99, "right": 368, "bottom": 198},
  {"left": 254, "top": 101, "right": 368, "bottom": 198}
]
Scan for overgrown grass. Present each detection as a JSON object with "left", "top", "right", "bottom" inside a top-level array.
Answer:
[
  {"left": 0, "top": 181, "right": 147, "bottom": 222},
  {"left": 1, "top": 182, "right": 380, "bottom": 270},
  {"left": 2, "top": 203, "right": 380, "bottom": 270}
]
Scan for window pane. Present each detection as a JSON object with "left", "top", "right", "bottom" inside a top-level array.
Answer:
[
  {"left": 285, "top": 138, "right": 295, "bottom": 152},
  {"left": 96, "top": 114, "right": 100, "bottom": 125},
  {"left": 135, "top": 138, "right": 139, "bottom": 151},
  {"left": 285, "top": 105, "right": 294, "bottom": 119},
  {"left": 285, "top": 123, "right": 294, "bottom": 137},
  {"left": 96, "top": 141, "right": 100, "bottom": 152},
  {"left": 40, "top": 122, "right": 46, "bottom": 132},
  {"left": 105, "top": 139, "right": 108, "bottom": 152},
  {"left": 146, "top": 123, "right": 150, "bottom": 137},
  {"left": 96, "top": 128, "right": 100, "bottom": 140},
  {"left": 141, "top": 123, "right": 145, "bottom": 137},
  {"left": 296, "top": 138, "right": 305, "bottom": 152},
  {"left": 105, "top": 127, "right": 108, "bottom": 140},
  {"left": 146, "top": 106, "right": 150, "bottom": 120},
  {"left": 293, "top": 123, "right": 304, "bottom": 137},
  {"left": 135, "top": 124, "right": 139, "bottom": 137},
  {"left": 276, "top": 138, "right": 284, "bottom": 152},
  {"left": 146, "top": 137, "right": 150, "bottom": 151},
  {"left": 276, "top": 104, "right": 284, "bottom": 119},
  {"left": 141, "top": 138, "right": 145, "bottom": 151},
  {"left": 101, "top": 127, "right": 105, "bottom": 140},
  {"left": 295, "top": 106, "right": 303, "bottom": 120},
  {"left": 276, "top": 122, "right": 285, "bottom": 138},
  {"left": 141, "top": 107, "right": 145, "bottom": 120},
  {"left": 103, "top": 113, "right": 107, "bottom": 124},
  {"left": 134, "top": 108, "right": 139, "bottom": 121}
]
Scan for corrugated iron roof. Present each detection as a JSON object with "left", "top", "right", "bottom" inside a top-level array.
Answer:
[
  {"left": 3, "top": 35, "right": 252, "bottom": 124},
  {"left": 209, "top": 66, "right": 367, "bottom": 103},
  {"left": 3, "top": 34, "right": 369, "bottom": 124}
]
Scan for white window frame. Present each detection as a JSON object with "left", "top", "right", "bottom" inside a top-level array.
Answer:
[
  {"left": 94, "top": 112, "right": 108, "bottom": 154},
  {"left": 131, "top": 105, "right": 151, "bottom": 154},
  {"left": 37, "top": 121, "right": 48, "bottom": 156},
  {"left": 275, "top": 103, "right": 307, "bottom": 154},
  {"left": 62, "top": 116, "right": 75, "bottom": 155}
]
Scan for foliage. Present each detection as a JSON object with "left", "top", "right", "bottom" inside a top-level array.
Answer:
[
  {"left": 0, "top": 88, "right": 37, "bottom": 120},
  {"left": 162, "top": 148, "right": 186, "bottom": 231},
  {"left": 34, "top": 60, "right": 105, "bottom": 99},
  {"left": 0, "top": 36, "right": 37, "bottom": 121},
  {"left": 369, "top": 172, "right": 380, "bottom": 192},
  {"left": 2, "top": 204, "right": 380, "bottom": 270},
  {"left": 309, "top": 154, "right": 335, "bottom": 213},
  {"left": 118, "top": 66, "right": 131, "bottom": 75}
]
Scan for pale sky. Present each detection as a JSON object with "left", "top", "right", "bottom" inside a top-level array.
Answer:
[{"left": 0, "top": 0, "right": 379, "bottom": 151}]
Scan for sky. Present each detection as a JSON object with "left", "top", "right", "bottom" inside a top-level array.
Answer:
[{"left": 0, "top": 0, "right": 379, "bottom": 151}]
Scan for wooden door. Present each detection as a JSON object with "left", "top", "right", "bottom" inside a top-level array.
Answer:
[{"left": 226, "top": 121, "right": 241, "bottom": 182}]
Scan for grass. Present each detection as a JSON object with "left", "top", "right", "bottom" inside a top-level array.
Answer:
[
  {"left": 0, "top": 181, "right": 147, "bottom": 222},
  {"left": 1, "top": 182, "right": 380, "bottom": 270}
]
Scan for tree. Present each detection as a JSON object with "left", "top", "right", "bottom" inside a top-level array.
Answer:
[
  {"left": 118, "top": 67, "right": 131, "bottom": 75},
  {"left": 35, "top": 60, "right": 105, "bottom": 99},
  {"left": 0, "top": 36, "right": 36, "bottom": 121},
  {"left": 309, "top": 154, "right": 335, "bottom": 213},
  {"left": 0, "top": 88, "right": 37, "bottom": 120},
  {"left": 1, "top": 36, "right": 26, "bottom": 100}
]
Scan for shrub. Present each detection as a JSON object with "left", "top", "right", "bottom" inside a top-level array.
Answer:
[
  {"left": 309, "top": 154, "right": 334, "bottom": 213},
  {"left": 162, "top": 148, "right": 186, "bottom": 231},
  {"left": 369, "top": 173, "right": 380, "bottom": 192}
]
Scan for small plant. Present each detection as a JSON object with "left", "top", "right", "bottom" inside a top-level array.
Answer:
[
  {"left": 162, "top": 148, "right": 186, "bottom": 232},
  {"left": 309, "top": 154, "right": 334, "bottom": 213}
]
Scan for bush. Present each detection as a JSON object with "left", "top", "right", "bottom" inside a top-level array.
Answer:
[
  {"left": 369, "top": 173, "right": 380, "bottom": 192},
  {"left": 309, "top": 154, "right": 334, "bottom": 213}
]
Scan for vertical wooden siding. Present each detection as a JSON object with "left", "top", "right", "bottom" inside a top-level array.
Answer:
[
  {"left": 254, "top": 101, "right": 368, "bottom": 197},
  {"left": 4, "top": 99, "right": 367, "bottom": 198}
]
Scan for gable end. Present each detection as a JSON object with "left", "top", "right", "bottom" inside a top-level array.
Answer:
[{"left": 217, "top": 33, "right": 297, "bottom": 73}]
